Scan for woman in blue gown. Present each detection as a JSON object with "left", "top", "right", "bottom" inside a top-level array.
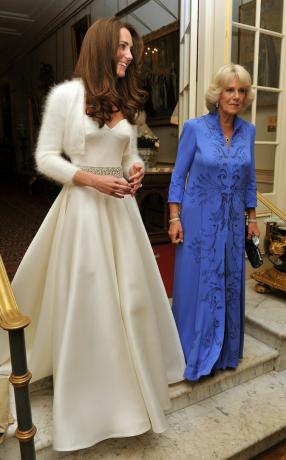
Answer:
[{"left": 168, "top": 64, "right": 260, "bottom": 381}]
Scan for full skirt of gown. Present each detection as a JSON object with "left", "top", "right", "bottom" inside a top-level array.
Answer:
[{"left": 0, "top": 184, "right": 185, "bottom": 451}]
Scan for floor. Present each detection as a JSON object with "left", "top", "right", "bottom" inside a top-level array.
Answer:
[{"left": 0, "top": 180, "right": 56, "bottom": 280}]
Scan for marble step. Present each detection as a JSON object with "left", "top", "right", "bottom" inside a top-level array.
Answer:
[
  {"left": 168, "top": 334, "right": 278, "bottom": 413},
  {"left": 3, "top": 371, "right": 286, "bottom": 460},
  {"left": 245, "top": 279, "right": 286, "bottom": 370},
  {"left": 0, "top": 334, "right": 278, "bottom": 460}
]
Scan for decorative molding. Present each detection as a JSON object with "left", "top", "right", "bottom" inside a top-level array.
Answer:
[
  {"left": 28, "top": 0, "right": 88, "bottom": 39},
  {"left": 0, "top": 27, "right": 22, "bottom": 36},
  {"left": 0, "top": 11, "right": 34, "bottom": 22}
]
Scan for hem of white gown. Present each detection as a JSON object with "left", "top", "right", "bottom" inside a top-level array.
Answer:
[{"left": 53, "top": 420, "right": 167, "bottom": 452}]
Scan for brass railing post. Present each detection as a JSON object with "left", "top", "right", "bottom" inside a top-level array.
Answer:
[{"left": 0, "top": 256, "right": 36, "bottom": 460}]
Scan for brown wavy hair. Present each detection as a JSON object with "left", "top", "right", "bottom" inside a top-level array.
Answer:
[{"left": 74, "top": 17, "right": 146, "bottom": 127}]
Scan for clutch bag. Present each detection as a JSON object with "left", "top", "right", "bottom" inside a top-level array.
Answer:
[{"left": 245, "top": 226, "right": 263, "bottom": 268}]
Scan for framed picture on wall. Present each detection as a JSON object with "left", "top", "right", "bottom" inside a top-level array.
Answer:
[
  {"left": 142, "top": 21, "right": 179, "bottom": 126},
  {"left": 71, "top": 15, "right": 90, "bottom": 67}
]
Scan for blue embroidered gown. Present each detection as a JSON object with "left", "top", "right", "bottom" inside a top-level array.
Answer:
[{"left": 168, "top": 111, "right": 257, "bottom": 381}]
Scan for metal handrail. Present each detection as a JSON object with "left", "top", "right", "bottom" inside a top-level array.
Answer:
[
  {"left": 257, "top": 191, "right": 286, "bottom": 223},
  {"left": 0, "top": 255, "right": 36, "bottom": 460}
]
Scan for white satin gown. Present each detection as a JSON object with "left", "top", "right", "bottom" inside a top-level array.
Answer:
[{"left": 0, "top": 115, "right": 185, "bottom": 451}]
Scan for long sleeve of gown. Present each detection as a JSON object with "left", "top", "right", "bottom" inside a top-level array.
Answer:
[
  {"left": 168, "top": 120, "right": 197, "bottom": 203},
  {"left": 245, "top": 124, "right": 257, "bottom": 209},
  {"left": 35, "top": 86, "right": 80, "bottom": 184},
  {"left": 122, "top": 124, "right": 144, "bottom": 178}
]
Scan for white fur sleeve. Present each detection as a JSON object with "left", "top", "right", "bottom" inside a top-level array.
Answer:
[
  {"left": 35, "top": 85, "right": 80, "bottom": 184},
  {"left": 122, "top": 124, "right": 144, "bottom": 178}
]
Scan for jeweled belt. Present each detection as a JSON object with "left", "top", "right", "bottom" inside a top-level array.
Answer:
[{"left": 78, "top": 165, "right": 123, "bottom": 178}]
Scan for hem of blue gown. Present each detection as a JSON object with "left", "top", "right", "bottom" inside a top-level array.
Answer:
[
  {"left": 183, "top": 356, "right": 221, "bottom": 381},
  {"left": 53, "top": 420, "right": 166, "bottom": 452},
  {"left": 183, "top": 367, "right": 211, "bottom": 382},
  {"left": 183, "top": 359, "right": 240, "bottom": 382},
  {"left": 213, "top": 359, "right": 240, "bottom": 371},
  {"left": 183, "top": 370, "right": 211, "bottom": 382}
]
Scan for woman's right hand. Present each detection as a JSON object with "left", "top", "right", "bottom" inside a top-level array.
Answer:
[
  {"left": 73, "top": 170, "right": 131, "bottom": 198},
  {"left": 168, "top": 220, "right": 184, "bottom": 244},
  {"left": 92, "top": 175, "right": 131, "bottom": 198}
]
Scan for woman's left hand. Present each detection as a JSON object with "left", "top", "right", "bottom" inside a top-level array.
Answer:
[
  {"left": 247, "top": 222, "right": 260, "bottom": 240},
  {"left": 128, "top": 163, "right": 144, "bottom": 196}
]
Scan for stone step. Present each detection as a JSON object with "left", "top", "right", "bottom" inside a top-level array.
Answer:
[
  {"left": 168, "top": 334, "right": 278, "bottom": 413},
  {"left": 245, "top": 279, "right": 286, "bottom": 370},
  {"left": 3, "top": 371, "right": 286, "bottom": 460},
  {"left": 30, "top": 375, "right": 53, "bottom": 393},
  {"left": 30, "top": 334, "right": 279, "bottom": 409},
  {"left": 0, "top": 334, "right": 278, "bottom": 460}
]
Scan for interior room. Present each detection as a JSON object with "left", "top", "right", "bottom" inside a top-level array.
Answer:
[{"left": 0, "top": 1, "right": 286, "bottom": 459}]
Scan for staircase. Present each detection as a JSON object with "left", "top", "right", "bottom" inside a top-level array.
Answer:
[{"left": 1, "top": 279, "right": 286, "bottom": 460}]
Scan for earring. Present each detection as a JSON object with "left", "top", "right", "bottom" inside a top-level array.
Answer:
[{"left": 215, "top": 102, "right": 219, "bottom": 109}]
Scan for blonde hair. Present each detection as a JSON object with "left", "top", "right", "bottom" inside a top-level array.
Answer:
[{"left": 205, "top": 64, "right": 255, "bottom": 112}]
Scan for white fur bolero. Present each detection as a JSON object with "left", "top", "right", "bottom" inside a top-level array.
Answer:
[{"left": 35, "top": 78, "right": 143, "bottom": 184}]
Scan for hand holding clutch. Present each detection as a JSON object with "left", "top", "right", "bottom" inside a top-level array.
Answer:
[{"left": 245, "top": 226, "right": 263, "bottom": 268}]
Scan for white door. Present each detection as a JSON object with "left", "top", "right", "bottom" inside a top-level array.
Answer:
[{"left": 178, "top": 0, "right": 199, "bottom": 130}]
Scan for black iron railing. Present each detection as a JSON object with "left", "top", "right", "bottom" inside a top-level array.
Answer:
[{"left": 0, "top": 255, "right": 36, "bottom": 460}]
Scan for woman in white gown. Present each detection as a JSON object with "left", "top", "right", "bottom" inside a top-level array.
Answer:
[{"left": 0, "top": 18, "right": 185, "bottom": 451}]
